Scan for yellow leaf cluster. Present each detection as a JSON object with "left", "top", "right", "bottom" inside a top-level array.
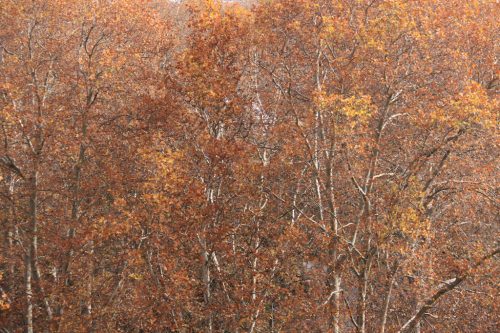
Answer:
[
  {"left": 314, "top": 91, "right": 373, "bottom": 127},
  {"left": 431, "top": 82, "right": 497, "bottom": 128}
]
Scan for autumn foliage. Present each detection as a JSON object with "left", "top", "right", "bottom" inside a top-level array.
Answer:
[{"left": 0, "top": 0, "right": 498, "bottom": 332}]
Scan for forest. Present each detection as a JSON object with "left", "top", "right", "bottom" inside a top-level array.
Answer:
[{"left": 0, "top": 0, "right": 498, "bottom": 332}]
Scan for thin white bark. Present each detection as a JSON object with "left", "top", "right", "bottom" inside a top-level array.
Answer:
[
  {"left": 380, "top": 268, "right": 398, "bottom": 333},
  {"left": 25, "top": 248, "right": 33, "bottom": 333}
]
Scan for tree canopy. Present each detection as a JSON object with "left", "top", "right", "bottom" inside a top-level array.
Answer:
[{"left": 0, "top": 0, "right": 498, "bottom": 332}]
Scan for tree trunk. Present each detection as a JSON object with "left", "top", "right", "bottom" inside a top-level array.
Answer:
[{"left": 25, "top": 247, "right": 33, "bottom": 333}]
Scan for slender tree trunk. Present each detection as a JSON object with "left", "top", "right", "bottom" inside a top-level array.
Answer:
[
  {"left": 358, "top": 256, "right": 372, "bottom": 333},
  {"left": 249, "top": 220, "right": 261, "bottom": 332},
  {"left": 380, "top": 270, "right": 398, "bottom": 333},
  {"left": 333, "top": 275, "right": 341, "bottom": 333},
  {"left": 358, "top": 273, "right": 368, "bottom": 333},
  {"left": 202, "top": 244, "right": 212, "bottom": 333},
  {"left": 62, "top": 110, "right": 87, "bottom": 282},
  {"left": 32, "top": 256, "right": 53, "bottom": 320},
  {"left": 25, "top": 247, "right": 33, "bottom": 333},
  {"left": 87, "top": 239, "right": 95, "bottom": 333},
  {"left": 325, "top": 138, "right": 341, "bottom": 333},
  {"left": 29, "top": 157, "right": 53, "bottom": 323},
  {"left": 26, "top": 165, "right": 38, "bottom": 333}
]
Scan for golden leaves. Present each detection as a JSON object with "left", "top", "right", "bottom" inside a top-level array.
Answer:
[
  {"left": 430, "top": 82, "right": 497, "bottom": 129},
  {"left": 355, "top": 0, "right": 416, "bottom": 54},
  {"left": 128, "top": 272, "right": 143, "bottom": 281},
  {"left": 313, "top": 91, "right": 373, "bottom": 128}
]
